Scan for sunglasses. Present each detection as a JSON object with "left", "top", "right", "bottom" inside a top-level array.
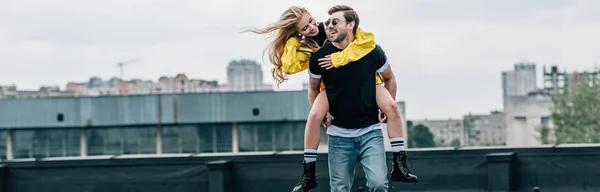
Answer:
[{"left": 324, "top": 19, "right": 342, "bottom": 26}]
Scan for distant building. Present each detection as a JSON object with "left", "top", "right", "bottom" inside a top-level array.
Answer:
[
  {"left": 543, "top": 65, "right": 600, "bottom": 98},
  {"left": 411, "top": 118, "right": 465, "bottom": 146},
  {"left": 502, "top": 62, "right": 537, "bottom": 98},
  {"left": 0, "top": 85, "right": 17, "bottom": 99},
  {"left": 500, "top": 65, "right": 599, "bottom": 147},
  {"left": 226, "top": 59, "right": 272, "bottom": 92},
  {"left": 505, "top": 93, "right": 553, "bottom": 147},
  {"left": 2, "top": 58, "right": 277, "bottom": 99},
  {"left": 65, "top": 74, "right": 222, "bottom": 97},
  {"left": 0, "top": 85, "right": 73, "bottom": 99},
  {"left": 464, "top": 111, "right": 506, "bottom": 146}
]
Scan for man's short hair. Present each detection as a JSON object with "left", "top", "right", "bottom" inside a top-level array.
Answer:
[{"left": 327, "top": 5, "right": 359, "bottom": 34}]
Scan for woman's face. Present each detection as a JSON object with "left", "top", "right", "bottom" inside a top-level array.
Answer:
[{"left": 296, "top": 13, "right": 319, "bottom": 37}]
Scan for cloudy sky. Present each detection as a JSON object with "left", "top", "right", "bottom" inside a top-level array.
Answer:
[{"left": 1, "top": 0, "right": 599, "bottom": 120}]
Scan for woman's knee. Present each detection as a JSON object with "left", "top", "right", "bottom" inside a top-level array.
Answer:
[
  {"left": 308, "top": 106, "right": 327, "bottom": 122},
  {"left": 380, "top": 100, "right": 399, "bottom": 116},
  {"left": 308, "top": 93, "right": 329, "bottom": 122},
  {"left": 308, "top": 110, "right": 325, "bottom": 122}
]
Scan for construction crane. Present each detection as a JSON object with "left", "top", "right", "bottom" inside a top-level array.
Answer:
[{"left": 116, "top": 59, "right": 138, "bottom": 80}]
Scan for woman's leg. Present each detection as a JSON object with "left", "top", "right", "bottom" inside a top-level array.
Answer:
[
  {"left": 375, "top": 85, "right": 403, "bottom": 140},
  {"left": 293, "top": 90, "right": 329, "bottom": 192},
  {"left": 375, "top": 85, "right": 418, "bottom": 182},
  {"left": 304, "top": 90, "right": 328, "bottom": 156}
]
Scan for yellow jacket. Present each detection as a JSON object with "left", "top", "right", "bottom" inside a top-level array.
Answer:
[{"left": 280, "top": 28, "right": 384, "bottom": 91}]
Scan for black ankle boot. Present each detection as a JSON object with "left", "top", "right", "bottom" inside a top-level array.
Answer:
[
  {"left": 293, "top": 161, "right": 317, "bottom": 192},
  {"left": 390, "top": 151, "right": 419, "bottom": 182}
]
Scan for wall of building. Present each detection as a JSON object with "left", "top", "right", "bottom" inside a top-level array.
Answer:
[
  {"left": 3, "top": 144, "right": 600, "bottom": 192},
  {"left": 0, "top": 91, "right": 311, "bottom": 128},
  {"left": 0, "top": 91, "right": 409, "bottom": 160},
  {"left": 505, "top": 94, "right": 553, "bottom": 147},
  {"left": 464, "top": 112, "right": 506, "bottom": 146}
]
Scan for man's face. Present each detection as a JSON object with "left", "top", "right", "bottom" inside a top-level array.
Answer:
[{"left": 326, "top": 11, "right": 351, "bottom": 43}]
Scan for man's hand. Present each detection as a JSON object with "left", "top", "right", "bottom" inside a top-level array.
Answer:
[
  {"left": 318, "top": 55, "right": 334, "bottom": 70},
  {"left": 321, "top": 112, "right": 334, "bottom": 128},
  {"left": 378, "top": 110, "right": 387, "bottom": 123}
]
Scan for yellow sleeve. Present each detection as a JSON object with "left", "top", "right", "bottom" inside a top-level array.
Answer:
[
  {"left": 375, "top": 72, "right": 384, "bottom": 85},
  {"left": 281, "top": 37, "right": 313, "bottom": 75},
  {"left": 329, "top": 28, "right": 376, "bottom": 68}
]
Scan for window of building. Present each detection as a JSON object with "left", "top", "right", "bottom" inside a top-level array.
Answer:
[
  {"left": 238, "top": 121, "right": 304, "bottom": 152},
  {"left": 57, "top": 113, "right": 64, "bottom": 122},
  {"left": 12, "top": 129, "right": 80, "bottom": 159},
  {"left": 253, "top": 108, "right": 259, "bottom": 116},
  {"left": 541, "top": 116, "right": 549, "bottom": 126},
  {"left": 162, "top": 123, "right": 232, "bottom": 154},
  {"left": 87, "top": 126, "right": 156, "bottom": 156},
  {"left": 0, "top": 130, "right": 6, "bottom": 159}
]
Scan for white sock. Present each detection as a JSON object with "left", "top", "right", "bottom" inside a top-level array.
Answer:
[
  {"left": 390, "top": 138, "right": 405, "bottom": 152},
  {"left": 304, "top": 149, "right": 317, "bottom": 162}
]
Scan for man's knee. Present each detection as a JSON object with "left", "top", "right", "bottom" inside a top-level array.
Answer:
[
  {"left": 368, "top": 179, "right": 388, "bottom": 191},
  {"left": 363, "top": 156, "right": 389, "bottom": 191}
]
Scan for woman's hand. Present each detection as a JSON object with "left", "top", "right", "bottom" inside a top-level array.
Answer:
[{"left": 318, "top": 55, "right": 334, "bottom": 70}]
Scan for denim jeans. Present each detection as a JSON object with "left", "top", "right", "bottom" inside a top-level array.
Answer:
[{"left": 328, "top": 129, "right": 389, "bottom": 192}]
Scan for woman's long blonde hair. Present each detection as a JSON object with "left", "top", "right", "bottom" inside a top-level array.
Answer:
[{"left": 247, "top": 6, "right": 320, "bottom": 86}]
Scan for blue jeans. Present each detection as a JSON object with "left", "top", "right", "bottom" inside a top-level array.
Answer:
[{"left": 328, "top": 129, "right": 389, "bottom": 192}]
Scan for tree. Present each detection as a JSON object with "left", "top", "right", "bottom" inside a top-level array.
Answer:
[
  {"left": 542, "top": 77, "right": 600, "bottom": 144},
  {"left": 474, "top": 142, "right": 492, "bottom": 146},
  {"left": 433, "top": 137, "right": 447, "bottom": 147},
  {"left": 434, "top": 137, "right": 447, "bottom": 147},
  {"left": 407, "top": 122, "right": 435, "bottom": 148},
  {"left": 450, "top": 139, "right": 461, "bottom": 148},
  {"left": 538, "top": 124, "right": 553, "bottom": 144}
]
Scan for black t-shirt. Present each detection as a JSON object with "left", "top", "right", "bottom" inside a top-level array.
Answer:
[
  {"left": 306, "top": 22, "right": 327, "bottom": 47},
  {"left": 309, "top": 43, "right": 389, "bottom": 128}
]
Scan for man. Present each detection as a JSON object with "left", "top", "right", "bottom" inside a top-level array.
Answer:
[{"left": 304, "top": 5, "right": 417, "bottom": 192}]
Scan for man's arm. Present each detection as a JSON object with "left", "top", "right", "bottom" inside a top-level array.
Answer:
[
  {"left": 374, "top": 45, "right": 397, "bottom": 100},
  {"left": 379, "top": 65, "right": 397, "bottom": 100}
]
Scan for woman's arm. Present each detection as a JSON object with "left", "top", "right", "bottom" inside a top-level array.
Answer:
[
  {"left": 329, "top": 28, "right": 376, "bottom": 68},
  {"left": 281, "top": 37, "right": 313, "bottom": 75}
]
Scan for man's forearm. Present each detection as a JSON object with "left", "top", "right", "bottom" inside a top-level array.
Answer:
[
  {"left": 384, "top": 78, "right": 397, "bottom": 101},
  {"left": 308, "top": 87, "right": 320, "bottom": 106}
]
